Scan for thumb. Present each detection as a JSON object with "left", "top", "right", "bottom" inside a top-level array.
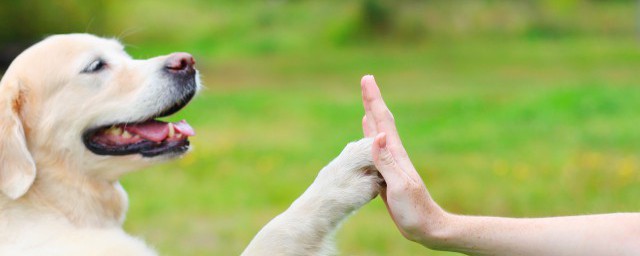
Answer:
[{"left": 372, "top": 133, "right": 406, "bottom": 186}]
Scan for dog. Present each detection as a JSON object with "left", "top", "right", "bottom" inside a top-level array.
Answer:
[{"left": 0, "top": 34, "right": 382, "bottom": 255}]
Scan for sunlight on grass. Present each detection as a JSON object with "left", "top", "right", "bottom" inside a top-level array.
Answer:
[{"left": 121, "top": 38, "right": 640, "bottom": 255}]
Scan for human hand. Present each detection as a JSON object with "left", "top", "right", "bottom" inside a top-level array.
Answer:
[
  {"left": 360, "top": 75, "right": 449, "bottom": 246},
  {"left": 360, "top": 76, "right": 640, "bottom": 255}
]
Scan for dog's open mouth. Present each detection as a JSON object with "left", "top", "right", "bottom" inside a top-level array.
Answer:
[
  {"left": 83, "top": 94, "right": 196, "bottom": 157},
  {"left": 84, "top": 119, "right": 194, "bottom": 157}
]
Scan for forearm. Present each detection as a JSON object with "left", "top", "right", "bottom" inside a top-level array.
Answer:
[
  {"left": 359, "top": 76, "right": 640, "bottom": 256},
  {"left": 427, "top": 213, "right": 640, "bottom": 256}
]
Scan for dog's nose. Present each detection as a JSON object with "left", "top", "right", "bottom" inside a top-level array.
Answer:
[{"left": 165, "top": 52, "right": 195, "bottom": 73}]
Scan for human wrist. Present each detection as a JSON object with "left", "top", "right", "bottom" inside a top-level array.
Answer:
[{"left": 412, "top": 206, "right": 459, "bottom": 250}]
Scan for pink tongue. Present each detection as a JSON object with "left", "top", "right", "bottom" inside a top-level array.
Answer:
[
  {"left": 174, "top": 120, "right": 195, "bottom": 136},
  {"left": 124, "top": 121, "right": 168, "bottom": 142},
  {"left": 124, "top": 120, "right": 194, "bottom": 142}
]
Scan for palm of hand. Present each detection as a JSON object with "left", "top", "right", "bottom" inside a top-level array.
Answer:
[{"left": 360, "top": 75, "right": 445, "bottom": 244}]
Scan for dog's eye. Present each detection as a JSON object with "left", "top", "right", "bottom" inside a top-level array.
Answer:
[{"left": 83, "top": 59, "right": 107, "bottom": 73}]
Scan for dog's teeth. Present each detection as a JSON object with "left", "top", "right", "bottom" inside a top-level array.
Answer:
[
  {"left": 176, "top": 134, "right": 182, "bottom": 139},
  {"left": 122, "top": 130, "right": 132, "bottom": 139},
  {"left": 133, "top": 135, "right": 141, "bottom": 139},
  {"left": 108, "top": 127, "right": 122, "bottom": 135},
  {"left": 168, "top": 123, "right": 175, "bottom": 138}
]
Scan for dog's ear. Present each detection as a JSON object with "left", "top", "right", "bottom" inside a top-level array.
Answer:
[{"left": 0, "top": 77, "right": 36, "bottom": 199}]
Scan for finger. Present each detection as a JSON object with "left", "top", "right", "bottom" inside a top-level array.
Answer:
[
  {"left": 362, "top": 76, "right": 411, "bottom": 168},
  {"left": 363, "top": 76, "right": 420, "bottom": 182},
  {"left": 374, "top": 130, "right": 423, "bottom": 183},
  {"left": 361, "top": 76, "right": 378, "bottom": 136},
  {"left": 372, "top": 133, "right": 411, "bottom": 186},
  {"left": 375, "top": 131, "right": 424, "bottom": 185},
  {"left": 362, "top": 115, "right": 376, "bottom": 137},
  {"left": 361, "top": 75, "right": 403, "bottom": 149}
]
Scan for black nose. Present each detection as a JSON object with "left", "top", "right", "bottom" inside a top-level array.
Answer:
[{"left": 164, "top": 52, "right": 195, "bottom": 74}]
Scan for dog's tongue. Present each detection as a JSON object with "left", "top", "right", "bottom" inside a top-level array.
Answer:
[
  {"left": 174, "top": 120, "right": 195, "bottom": 136},
  {"left": 124, "top": 120, "right": 195, "bottom": 142}
]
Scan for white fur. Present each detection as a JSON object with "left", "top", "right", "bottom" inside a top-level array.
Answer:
[
  {"left": 243, "top": 138, "right": 382, "bottom": 255},
  {"left": 0, "top": 34, "right": 381, "bottom": 255}
]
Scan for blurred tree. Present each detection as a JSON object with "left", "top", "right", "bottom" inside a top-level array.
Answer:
[
  {"left": 637, "top": 0, "right": 640, "bottom": 38},
  {"left": 359, "top": 0, "right": 394, "bottom": 36},
  {"left": 327, "top": 0, "right": 399, "bottom": 45},
  {"left": 0, "top": 0, "right": 107, "bottom": 70},
  {"left": 523, "top": 0, "right": 580, "bottom": 38}
]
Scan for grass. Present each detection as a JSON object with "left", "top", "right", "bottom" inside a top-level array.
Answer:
[
  {"left": 1, "top": 1, "right": 638, "bottom": 254},
  {"left": 119, "top": 36, "right": 640, "bottom": 255}
]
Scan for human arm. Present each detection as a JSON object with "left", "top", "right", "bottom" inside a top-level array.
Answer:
[
  {"left": 437, "top": 213, "right": 640, "bottom": 255},
  {"left": 360, "top": 75, "right": 640, "bottom": 255}
]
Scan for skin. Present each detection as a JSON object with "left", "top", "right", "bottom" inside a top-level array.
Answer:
[{"left": 360, "top": 75, "right": 640, "bottom": 256}]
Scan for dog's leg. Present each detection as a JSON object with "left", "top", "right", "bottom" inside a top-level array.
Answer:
[{"left": 242, "top": 138, "right": 382, "bottom": 256}]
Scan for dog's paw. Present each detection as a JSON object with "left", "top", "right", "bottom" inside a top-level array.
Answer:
[{"left": 309, "top": 138, "right": 383, "bottom": 214}]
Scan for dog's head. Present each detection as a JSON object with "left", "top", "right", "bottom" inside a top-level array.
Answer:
[{"left": 0, "top": 34, "right": 199, "bottom": 199}]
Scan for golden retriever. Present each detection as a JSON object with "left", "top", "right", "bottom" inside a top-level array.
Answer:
[{"left": 0, "top": 34, "right": 381, "bottom": 255}]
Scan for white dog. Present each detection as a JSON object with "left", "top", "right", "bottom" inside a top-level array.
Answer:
[{"left": 0, "top": 34, "right": 382, "bottom": 255}]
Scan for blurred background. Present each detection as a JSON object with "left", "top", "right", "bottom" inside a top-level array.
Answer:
[{"left": 2, "top": 0, "right": 640, "bottom": 255}]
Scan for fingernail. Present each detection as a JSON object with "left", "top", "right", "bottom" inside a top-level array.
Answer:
[
  {"left": 361, "top": 75, "right": 371, "bottom": 87},
  {"left": 376, "top": 133, "right": 387, "bottom": 148}
]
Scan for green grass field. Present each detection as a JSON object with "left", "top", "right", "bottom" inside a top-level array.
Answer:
[
  {"left": 3, "top": 1, "right": 638, "bottom": 255},
  {"left": 119, "top": 37, "right": 640, "bottom": 255}
]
